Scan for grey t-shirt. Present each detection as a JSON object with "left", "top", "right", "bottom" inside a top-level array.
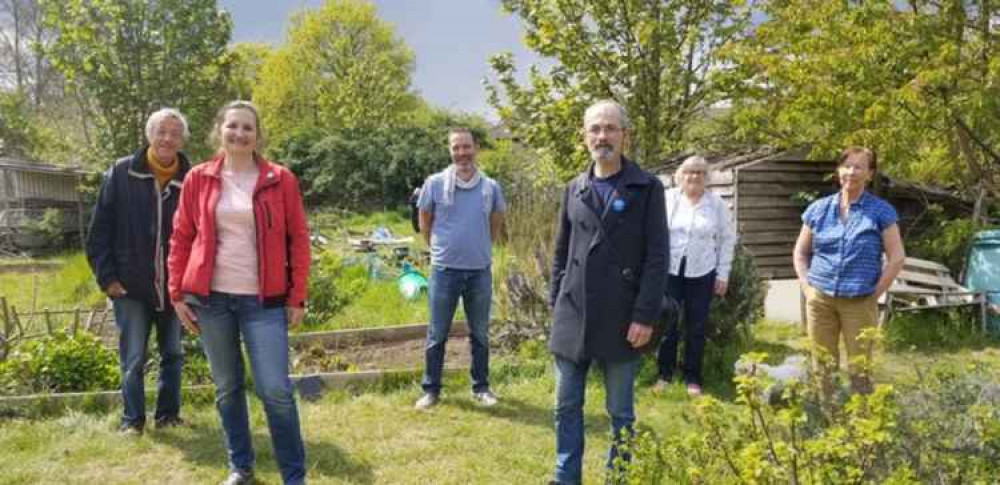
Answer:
[{"left": 417, "top": 173, "right": 506, "bottom": 270}]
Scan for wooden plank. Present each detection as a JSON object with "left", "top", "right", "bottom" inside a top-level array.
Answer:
[
  {"left": 738, "top": 171, "right": 832, "bottom": 183},
  {"left": 738, "top": 197, "right": 805, "bottom": 209},
  {"left": 739, "top": 182, "right": 835, "bottom": 196},
  {"left": 745, "top": 244, "right": 795, "bottom": 257},
  {"left": 742, "top": 232, "right": 799, "bottom": 245},
  {"left": 739, "top": 207, "right": 804, "bottom": 221},
  {"left": 742, "top": 163, "right": 835, "bottom": 173},
  {"left": 901, "top": 257, "right": 951, "bottom": 273},
  {"left": 739, "top": 220, "right": 802, "bottom": 233},
  {"left": 750, "top": 255, "right": 794, "bottom": 267},
  {"left": 896, "top": 271, "right": 964, "bottom": 291}
]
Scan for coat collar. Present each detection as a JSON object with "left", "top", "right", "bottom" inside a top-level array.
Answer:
[
  {"left": 203, "top": 152, "right": 282, "bottom": 190},
  {"left": 127, "top": 145, "right": 191, "bottom": 188},
  {"left": 573, "top": 157, "right": 650, "bottom": 196}
]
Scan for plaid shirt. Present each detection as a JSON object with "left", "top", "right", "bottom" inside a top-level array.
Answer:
[{"left": 802, "top": 191, "right": 898, "bottom": 297}]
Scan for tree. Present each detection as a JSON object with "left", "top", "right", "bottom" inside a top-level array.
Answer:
[
  {"left": 272, "top": 108, "right": 491, "bottom": 210},
  {"left": 229, "top": 42, "right": 271, "bottom": 101},
  {"left": 487, "top": 0, "right": 751, "bottom": 175},
  {"left": 40, "top": 0, "right": 234, "bottom": 163},
  {"left": 0, "top": 0, "right": 58, "bottom": 106},
  {"left": 254, "top": 0, "right": 418, "bottom": 146},
  {"left": 723, "top": 0, "right": 1000, "bottom": 221}
]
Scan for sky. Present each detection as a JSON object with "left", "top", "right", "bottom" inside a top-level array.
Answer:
[{"left": 217, "top": 0, "right": 548, "bottom": 119}]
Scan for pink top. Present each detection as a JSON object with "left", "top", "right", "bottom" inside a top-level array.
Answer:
[{"left": 210, "top": 165, "right": 260, "bottom": 295}]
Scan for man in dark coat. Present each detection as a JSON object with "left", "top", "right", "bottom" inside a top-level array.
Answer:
[
  {"left": 86, "top": 108, "right": 192, "bottom": 435},
  {"left": 547, "top": 100, "right": 667, "bottom": 485}
]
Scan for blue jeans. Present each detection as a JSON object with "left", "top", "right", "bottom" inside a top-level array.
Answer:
[
  {"left": 193, "top": 292, "right": 306, "bottom": 485},
  {"left": 553, "top": 355, "right": 639, "bottom": 484},
  {"left": 112, "top": 296, "right": 183, "bottom": 428},
  {"left": 657, "top": 265, "right": 716, "bottom": 385},
  {"left": 421, "top": 265, "right": 492, "bottom": 395}
]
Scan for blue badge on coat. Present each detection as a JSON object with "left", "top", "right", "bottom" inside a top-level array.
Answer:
[{"left": 611, "top": 198, "right": 626, "bottom": 213}]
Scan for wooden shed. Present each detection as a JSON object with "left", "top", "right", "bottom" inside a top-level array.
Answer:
[
  {"left": 655, "top": 148, "right": 971, "bottom": 280},
  {"left": 0, "top": 158, "right": 91, "bottom": 251}
]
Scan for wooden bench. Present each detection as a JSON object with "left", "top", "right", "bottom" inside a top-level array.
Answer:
[{"left": 880, "top": 257, "right": 987, "bottom": 330}]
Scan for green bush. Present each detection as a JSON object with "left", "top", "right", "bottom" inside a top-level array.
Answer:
[
  {"left": 305, "top": 250, "right": 369, "bottom": 327},
  {"left": 885, "top": 306, "right": 991, "bottom": 351},
  {"left": 618, "top": 354, "right": 1000, "bottom": 484},
  {"left": 0, "top": 331, "right": 118, "bottom": 394},
  {"left": 906, "top": 206, "right": 985, "bottom": 276}
]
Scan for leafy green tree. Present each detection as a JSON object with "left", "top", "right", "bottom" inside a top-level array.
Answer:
[
  {"left": 228, "top": 42, "right": 272, "bottom": 102},
  {"left": 40, "top": 0, "right": 234, "bottom": 163},
  {"left": 272, "top": 108, "right": 490, "bottom": 210},
  {"left": 254, "top": 0, "right": 418, "bottom": 146},
  {"left": 488, "top": 0, "right": 751, "bottom": 175},
  {"left": 723, "top": 0, "right": 1000, "bottom": 221}
]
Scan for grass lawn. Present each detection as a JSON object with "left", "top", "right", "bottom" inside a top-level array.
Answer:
[{"left": 3, "top": 320, "right": 999, "bottom": 484}]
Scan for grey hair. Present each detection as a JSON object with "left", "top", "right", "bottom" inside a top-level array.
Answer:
[
  {"left": 583, "top": 100, "right": 630, "bottom": 130},
  {"left": 145, "top": 108, "right": 190, "bottom": 141},
  {"left": 674, "top": 155, "right": 710, "bottom": 184}
]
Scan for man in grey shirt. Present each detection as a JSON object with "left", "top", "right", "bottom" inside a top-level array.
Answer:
[{"left": 414, "top": 127, "right": 506, "bottom": 409}]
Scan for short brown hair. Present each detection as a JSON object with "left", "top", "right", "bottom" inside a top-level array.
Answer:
[
  {"left": 209, "top": 100, "right": 266, "bottom": 152},
  {"left": 447, "top": 127, "right": 477, "bottom": 144},
  {"left": 837, "top": 146, "right": 876, "bottom": 172}
]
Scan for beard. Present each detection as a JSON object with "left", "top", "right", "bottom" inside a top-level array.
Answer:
[{"left": 590, "top": 145, "right": 615, "bottom": 161}]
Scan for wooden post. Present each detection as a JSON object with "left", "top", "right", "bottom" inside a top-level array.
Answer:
[
  {"left": 84, "top": 308, "right": 97, "bottom": 332},
  {"left": 10, "top": 305, "right": 22, "bottom": 337},
  {"left": 1, "top": 296, "right": 10, "bottom": 338},
  {"left": 71, "top": 307, "right": 81, "bottom": 336},
  {"left": 0, "top": 296, "right": 8, "bottom": 360},
  {"left": 43, "top": 308, "right": 53, "bottom": 335},
  {"left": 76, "top": 173, "right": 87, "bottom": 253}
]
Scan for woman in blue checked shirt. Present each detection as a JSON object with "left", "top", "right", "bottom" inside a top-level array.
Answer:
[
  {"left": 793, "top": 147, "right": 905, "bottom": 395},
  {"left": 654, "top": 155, "right": 737, "bottom": 397}
]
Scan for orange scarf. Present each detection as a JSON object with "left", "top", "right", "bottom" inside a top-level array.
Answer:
[{"left": 147, "top": 147, "right": 179, "bottom": 189}]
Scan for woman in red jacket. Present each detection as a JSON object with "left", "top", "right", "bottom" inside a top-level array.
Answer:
[{"left": 168, "top": 101, "right": 309, "bottom": 485}]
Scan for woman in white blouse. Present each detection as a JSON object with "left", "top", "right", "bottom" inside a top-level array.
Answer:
[{"left": 655, "top": 155, "right": 737, "bottom": 396}]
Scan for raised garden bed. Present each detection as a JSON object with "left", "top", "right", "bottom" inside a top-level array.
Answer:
[{"left": 0, "top": 322, "right": 476, "bottom": 415}]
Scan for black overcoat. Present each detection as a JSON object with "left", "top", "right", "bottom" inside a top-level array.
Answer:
[{"left": 548, "top": 158, "right": 668, "bottom": 363}]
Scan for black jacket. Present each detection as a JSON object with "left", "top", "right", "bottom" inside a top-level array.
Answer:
[
  {"left": 548, "top": 158, "right": 668, "bottom": 363},
  {"left": 85, "top": 146, "right": 191, "bottom": 310}
]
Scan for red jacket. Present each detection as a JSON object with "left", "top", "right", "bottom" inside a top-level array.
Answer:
[{"left": 168, "top": 154, "right": 310, "bottom": 307}]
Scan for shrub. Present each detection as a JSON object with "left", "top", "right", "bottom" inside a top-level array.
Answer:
[
  {"left": 0, "top": 331, "right": 118, "bottom": 394},
  {"left": 305, "top": 250, "right": 369, "bottom": 327},
  {"left": 885, "top": 306, "right": 991, "bottom": 351},
  {"left": 906, "top": 206, "right": 984, "bottom": 276},
  {"left": 618, "top": 354, "right": 1000, "bottom": 484}
]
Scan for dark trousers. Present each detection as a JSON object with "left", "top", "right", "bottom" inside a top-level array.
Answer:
[{"left": 657, "top": 259, "right": 715, "bottom": 385}]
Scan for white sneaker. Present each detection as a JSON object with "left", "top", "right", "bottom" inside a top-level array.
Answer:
[
  {"left": 472, "top": 390, "right": 499, "bottom": 407},
  {"left": 414, "top": 393, "right": 439, "bottom": 410}
]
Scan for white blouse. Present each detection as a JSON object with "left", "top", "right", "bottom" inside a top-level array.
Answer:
[{"left": 665, "top": 187, "right": 738, "bottom": 280}]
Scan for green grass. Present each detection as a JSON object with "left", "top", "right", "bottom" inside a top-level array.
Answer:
[
  {"left": 302, "top": 280, "right": 433, "bottom": 332},
  {"left": 0, "top": 357, "right": 694, "bottom": 484},
  {"left": 0, "top": 252, "right": 103, "bottom": 334},
  {"left": 3, "top": 320, "right": 997, "bottom": 484}
]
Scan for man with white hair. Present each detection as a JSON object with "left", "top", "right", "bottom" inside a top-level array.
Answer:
[
  {"left": 547, "top": 100, "right": 668, "bottom": 484},
  {"left": 86, "top": 108, "right": 192, "bottom": 435}
]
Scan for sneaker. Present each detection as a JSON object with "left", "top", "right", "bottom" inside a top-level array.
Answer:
[
  {"left": 472, "top": 390, "right": 499, "bottom": 407},
  {"left": 118, "top": 423, "right": 143, "bottom": 436},
  {"left": 414, "top": 392, "right": 439, "bottom": 410},
  {"left": 154, "top": 416, "right": 186, "bottom": 429},
  {"left": 686, "top": 383, "right": 703, "bottom": 397},
  {"left": 220, "top": 469, "right": 254, "bottom": 485}
]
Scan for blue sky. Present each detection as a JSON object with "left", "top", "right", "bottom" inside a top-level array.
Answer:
[{"left": 217, "top": 0, "right": 547, "bottom": 119}]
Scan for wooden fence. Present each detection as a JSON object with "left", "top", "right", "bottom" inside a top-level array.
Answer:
[{"left": 0, "top": 296, "right": 112, "bottom": 360}]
